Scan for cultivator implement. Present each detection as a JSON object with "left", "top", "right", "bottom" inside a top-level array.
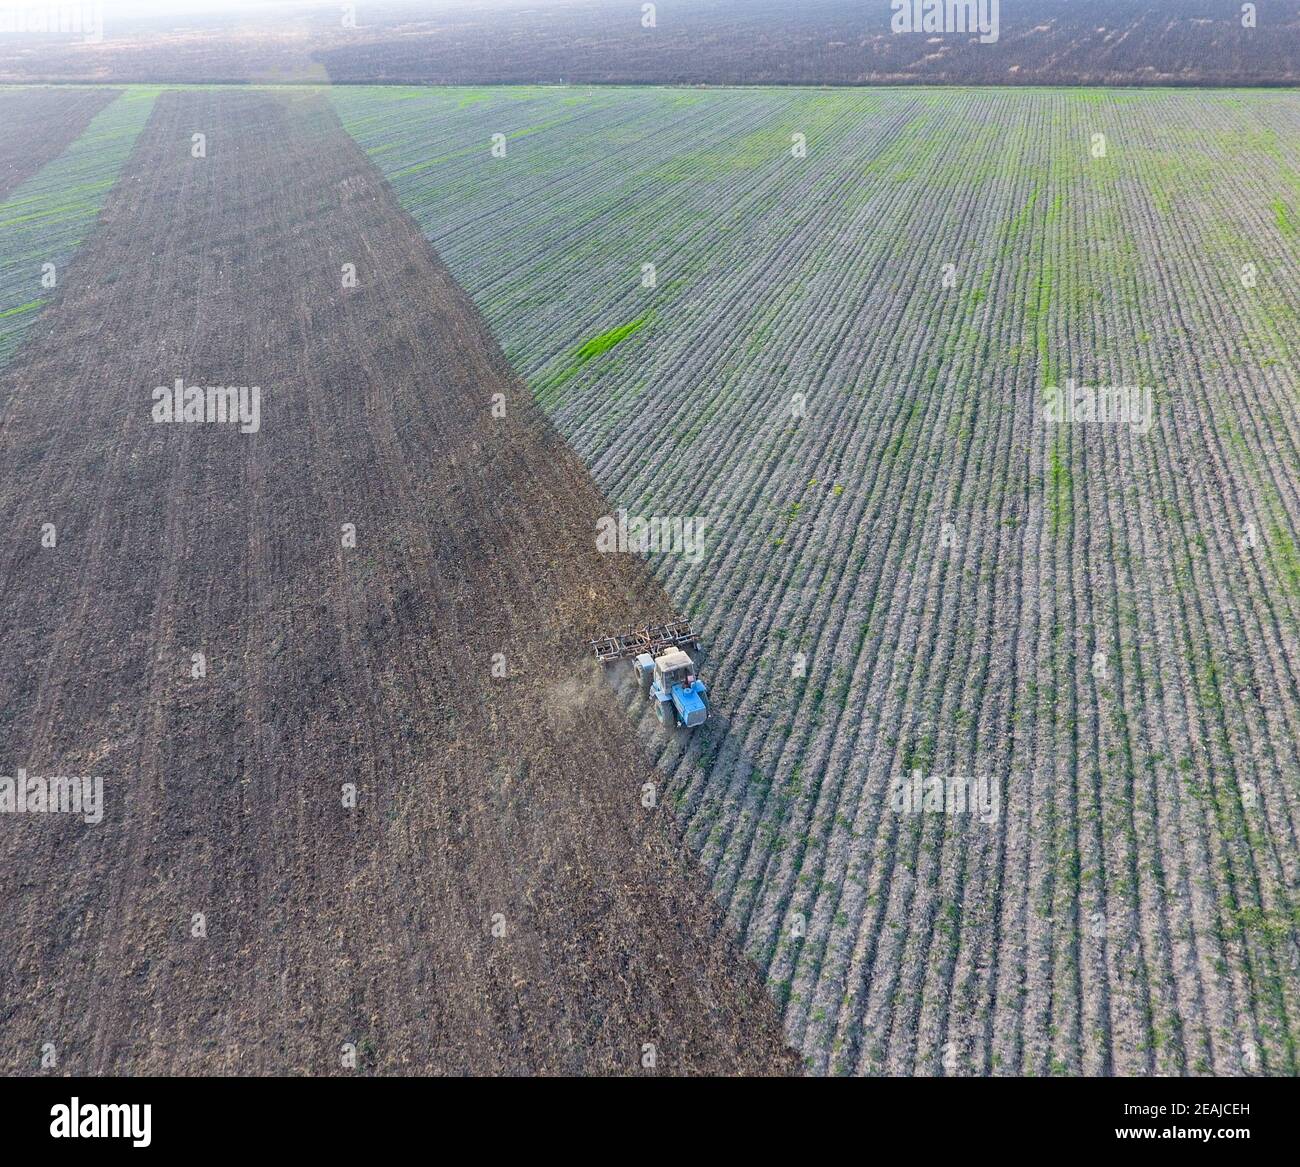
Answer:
[{"left": 590, "top": 617, "right": 700, "bottom": 664}]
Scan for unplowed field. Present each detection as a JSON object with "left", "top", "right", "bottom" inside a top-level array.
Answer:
[
  {"left": 0, "top": 88, "right": 797, "bottom": 1075},
  {"left": 0, "top": 87, "right": 158, "bottom": 370},
  {"left": 0, "top": 87, "right": 118, "bottom": 200},
  {"left": 337, "top": 84, "right": 1300, "bottom": 1076}
]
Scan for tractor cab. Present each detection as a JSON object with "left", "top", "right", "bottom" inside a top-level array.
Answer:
[{"left": 653, "top": 648, "right": 695, "bottom": 693}]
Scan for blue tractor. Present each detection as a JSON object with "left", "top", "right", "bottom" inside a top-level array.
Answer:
[{"left": 591, "top": 618, "right": 710, "bottom": 730}]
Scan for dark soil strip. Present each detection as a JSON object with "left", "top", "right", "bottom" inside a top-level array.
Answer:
[
  {"left": 0, "top": 88, "right": 798, "bottom": 1075},
  {"left": 0, "top": 88, "right": 119, "bottom": 201}
]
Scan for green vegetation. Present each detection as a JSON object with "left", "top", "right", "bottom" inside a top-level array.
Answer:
[
  {"left": 575, "top": 316, "right": 649, "bottom": 363},
  {"left": 1048, "top": 440, "right": 1073, "bottom": 535}
]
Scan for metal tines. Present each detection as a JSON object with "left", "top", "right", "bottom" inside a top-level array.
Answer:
[{"left": 590, "top": 617, "right": 699, "bottom": 663}]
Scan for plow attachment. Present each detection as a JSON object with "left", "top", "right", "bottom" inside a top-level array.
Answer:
[{"left": 590, "top": 617, "right": 701, "bottom": 664}]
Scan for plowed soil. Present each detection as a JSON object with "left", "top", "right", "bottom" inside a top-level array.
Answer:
[{"left": 0, "top": 88, "right": 797, "bottom": 1075}]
